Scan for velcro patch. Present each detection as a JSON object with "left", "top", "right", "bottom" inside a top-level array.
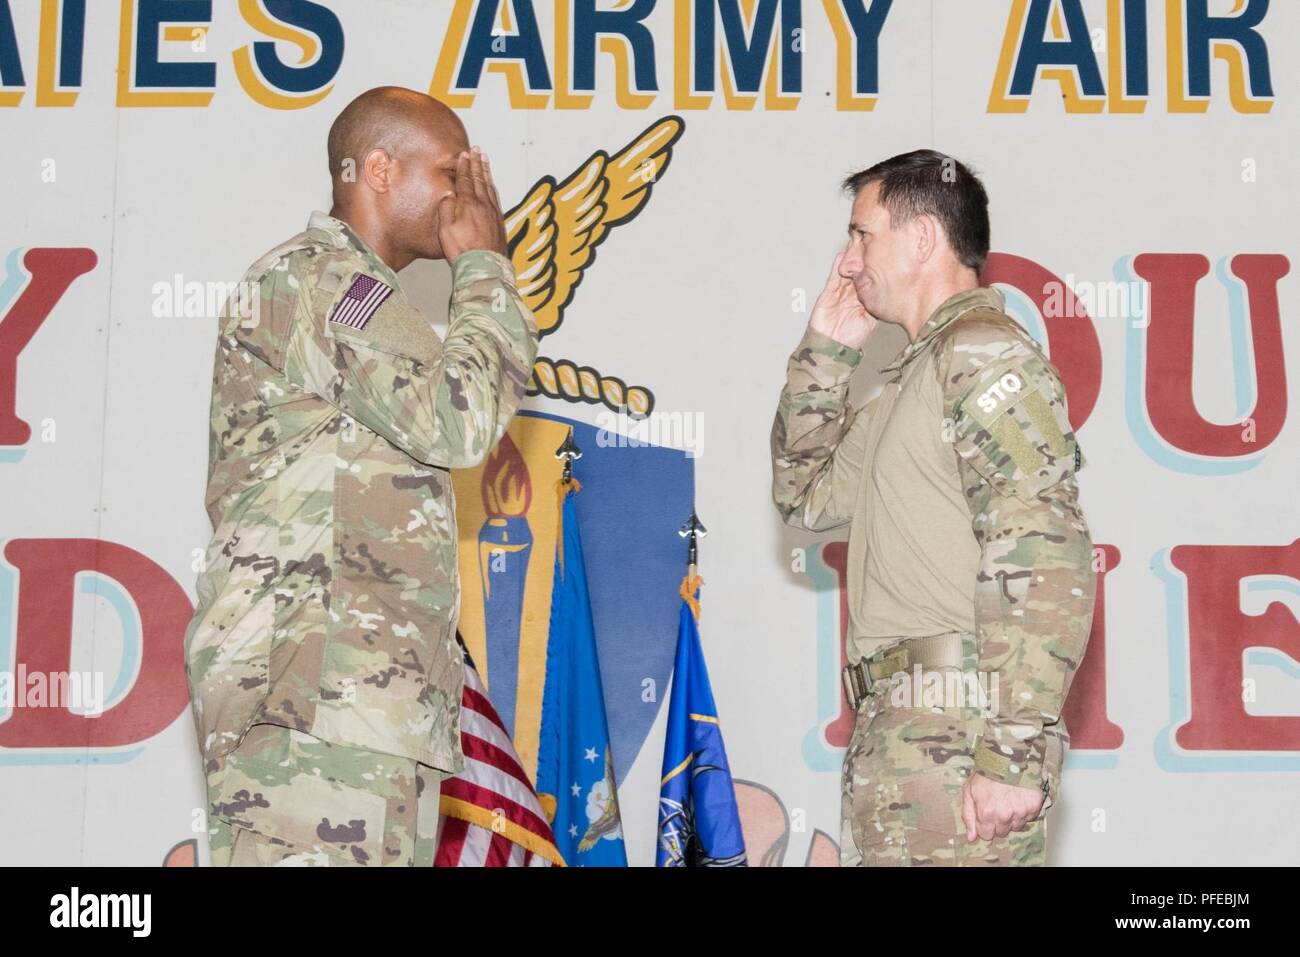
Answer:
[{"left": 952, "top": 357, "right": 1081, "bottom": 501}]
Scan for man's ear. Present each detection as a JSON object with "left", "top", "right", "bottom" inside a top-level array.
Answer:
[
  {"left": 913, "top": 213, "right": 938, "bottom": 264},
  {"left": 362, "top": 147, "right": 393, "bottom": 194}
]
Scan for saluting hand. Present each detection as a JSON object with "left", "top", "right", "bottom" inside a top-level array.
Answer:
[
  {"left": 808, "top": 250, "right": 877, "bottom": 349},
  {"left": 437, "top": 146, "right": 509, "bottom": 260}
]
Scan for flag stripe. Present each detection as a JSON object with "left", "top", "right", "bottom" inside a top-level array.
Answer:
[
  {"left": 487, "top": 832, "right": 514, "bottom": 867},
  {"left": 440, "top": 778, "right": 555, "bottom": 842},
  {"left": 438, "top": 795, "right": 564, "bottom": 864},
  {"left": 458, "top": 822, "right": 490, "bottom": 867},
  {"left": 434, "top": 816, "right": 470, "bottom": 867},
  {"left": 453, "top": 755, "right": 545, "bottom": 825},
  {"left": 434, "top": 651, "right": 562, "bottom": 867},
  {"left": 460, "top": 717, "right": 535, "bottom": 790},
  {"left": 460, "top": 685, "right": 528, "bottom": 759}
]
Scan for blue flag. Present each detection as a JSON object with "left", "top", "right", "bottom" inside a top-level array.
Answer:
[
  {"left": 534, "top": 483, "right": 628, "bottom": 866},
  {"left": 657, "top": 580, "right": 747, "bottom": 866}
]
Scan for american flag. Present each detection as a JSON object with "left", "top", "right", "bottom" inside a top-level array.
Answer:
[
  {"left": 434, "top": 641, "right": 565, "bottom": 867},
  {"left": 328, "top": 273, "right": 393, "bottom": 331}
]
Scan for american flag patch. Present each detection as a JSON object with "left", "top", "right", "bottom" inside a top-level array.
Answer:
[{"left": 328, "top": 273, "right": 393, "bottom": 331}]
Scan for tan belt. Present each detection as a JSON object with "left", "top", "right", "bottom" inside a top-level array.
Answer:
[{"left": 842, "top": 632, "right": 970, "bottom": 711}]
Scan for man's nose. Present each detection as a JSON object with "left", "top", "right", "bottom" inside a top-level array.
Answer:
[{"left": 839, "top": 248, "right": 861, "bottom": 279}]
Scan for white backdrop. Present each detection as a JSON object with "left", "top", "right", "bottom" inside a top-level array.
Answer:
[{"left": 1, "top": 0, "right": 1297, "bottom": 866}]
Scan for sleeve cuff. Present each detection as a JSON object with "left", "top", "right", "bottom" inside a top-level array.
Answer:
[
  {"left": 971, "top": 732, "right": 1058, "bottom": 817},
  {"left": 448, "top": 248, "right": 539, "bottom": 346},
  {"left": 795, "top": 325, "right": 865, "bottom": 371},
  {"left": 450, "top": 248, "right": 515, "bottom": 281}
]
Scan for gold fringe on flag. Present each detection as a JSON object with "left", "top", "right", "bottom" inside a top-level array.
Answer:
[{"left": 679, "top": 572, "right": 703, "bottom": 622}]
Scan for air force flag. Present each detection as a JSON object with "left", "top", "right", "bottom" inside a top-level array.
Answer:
[{"left": 534, "top": 482, "right": 628, "bottom": 866}]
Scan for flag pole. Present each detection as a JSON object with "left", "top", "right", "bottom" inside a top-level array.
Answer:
[
  {"left": 554, "top": 427, "right": 583, "bottom": 486},
  {"left": 553, "top": 429, "right": 584, "bottom": 573},
  {"left": 677, "top": 511, "right": 707, "bottom": 620}
]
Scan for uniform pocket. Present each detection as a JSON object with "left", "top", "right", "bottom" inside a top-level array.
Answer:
[
  {"left": 847, "top": 706, "right": 974, "bottom": 866},
  {"left": 210, "top": 725, "right": 390, "bottom": 866}
]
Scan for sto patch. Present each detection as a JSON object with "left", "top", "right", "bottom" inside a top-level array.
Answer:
[{"left": 955, "top": 357, "right": 1079, "bottom": 500}]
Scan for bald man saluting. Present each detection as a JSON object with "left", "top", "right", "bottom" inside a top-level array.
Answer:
[{"left": 183, "top": 87, "right": 539, "bottom": 866}]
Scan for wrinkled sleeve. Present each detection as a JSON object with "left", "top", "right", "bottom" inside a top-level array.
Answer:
[
  {"left": 283, "top": 248, "right": 539, "bottom": 470},
  {"left": 770, "top": 326, "right": 873, "bottom": 531},
  {"left": 938, "top": 325, "right": 1097, "bottom": 815}
]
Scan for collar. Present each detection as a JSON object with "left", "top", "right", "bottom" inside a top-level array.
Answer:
[
  {"left": 305, "top": 210, "right": 403, "bottom": 290},
  {"left": 879, "top": 286, "right": 1006, "bottom": 376}
]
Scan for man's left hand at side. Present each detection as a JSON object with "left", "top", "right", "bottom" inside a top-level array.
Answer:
[{"left": 961, "top": 772, "right": 1045, "bottom": 842}]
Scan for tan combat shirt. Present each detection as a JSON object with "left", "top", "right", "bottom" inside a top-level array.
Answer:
[{"left": 772, "top": 287, "right": 1096, "bottom": 801}]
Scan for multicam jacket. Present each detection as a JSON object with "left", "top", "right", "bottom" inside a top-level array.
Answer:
[
  {"left": 771, "top": 286, "right": 1096, "bottom": 809},
  {"left": 184, "top": 211, "right": 538, "bottom": 775}
]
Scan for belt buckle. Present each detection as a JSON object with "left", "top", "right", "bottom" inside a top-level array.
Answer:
[
  {"left": 844, "top": 641, "right": 919, "bottom": 710},
  {"left": 842, "top": 660, "right": 868, "bottom": 711}
]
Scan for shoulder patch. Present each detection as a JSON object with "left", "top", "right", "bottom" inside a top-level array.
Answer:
[
  {"left": 327, "top": 273, "right": 393, "bottom": 331},
  {"left": 304, "top": 256, "right": 442, "bottom": 365},
  {"left": 938, "top": 309, "right": 1084, "bottom": 501}
]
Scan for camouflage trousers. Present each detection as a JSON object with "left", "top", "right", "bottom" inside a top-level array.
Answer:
[
  {"left": 204, "top": 722, "right": 447, "bottom": 867},
  {"left": 839, "top": 635, "right": 1054, "bottom": 867}
]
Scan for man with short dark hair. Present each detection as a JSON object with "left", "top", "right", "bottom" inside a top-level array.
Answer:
[
  {"left": 184, "top": 86, "right": 538, "bottom": 866},
  {"left": 771, "top": 149, "right": 1096, "bottom": 866}
]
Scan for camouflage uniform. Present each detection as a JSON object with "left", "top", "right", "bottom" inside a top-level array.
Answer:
[
  {"left": 184, "top": 211, "right": 538, "bottom": 865},
  {"left": 771, "top": 287, "right": 1095, "bottom": 867},
  {"left": 207, "top": 723, "right": 443, "bottom": 866}
]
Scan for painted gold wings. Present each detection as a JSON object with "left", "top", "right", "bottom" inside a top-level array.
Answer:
[{"left": 505, "top": 116, "right": 684, "bottom": 340}]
